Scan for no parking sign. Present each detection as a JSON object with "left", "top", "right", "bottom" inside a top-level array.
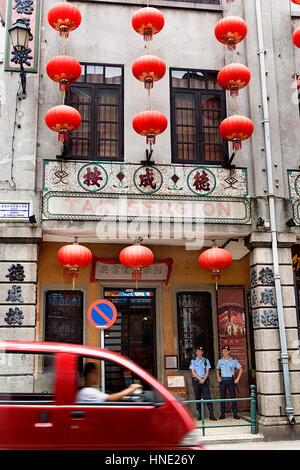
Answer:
[{"left": 87, "top": 299, "right": 117, "bottom": 329}]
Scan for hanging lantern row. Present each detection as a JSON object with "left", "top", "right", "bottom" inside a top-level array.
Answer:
[
  {"left": 45, "top": 104, "right": 81, "bottom": 142},
  {"left": 132, "top": 109, "right": 168, "bottom": 145},
  {"left": 46, "top": 55, "right": 82, "bottom": 91},
  {"left": 45, "top": 3, "right": 82, "bottom": 142},
  {"left": 217, "top": 63, "right": 251, "bottom": 96},
  {"left": 48, "top": 2, "right": 81, "bottom": 38},
  {"left": 215, "top": 15, "right": 247, "bottom": 51},
  {"left": 57, "top": 239, "right": 92, "bottom": 290},
  {"left": 131, "top": 7, "right": 168, "bottom": 148},
  {"left": 198, "top": 246, "right": 233, "bottom": 290},
  {"left": 132, "top": 55, "right": 166, "bottom": 90},
  {"left": 119, "top": 242, "right": 154, "bottom": 281},
  {"left": 215, "top": 12, "right": 253, "bottom": 152},
  {"left": 57, "top": 240, "right": 232, "bottom": 290},
  {"left": 132, "top": 6, "right": 165, "bottom": 41},
  {"left": 219, "top": 114, "right": 254, "bottom": 152}
]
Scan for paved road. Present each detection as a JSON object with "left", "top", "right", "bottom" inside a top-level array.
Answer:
[{"left": 205, "top": 440, "right": 300, "bottom": 450}]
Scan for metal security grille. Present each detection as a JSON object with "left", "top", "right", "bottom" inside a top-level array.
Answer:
[
  {"left": 170, "top": 69, "right": 226, "bottom": 164},
  {"left": 177, "top": 291, "right": 214, "bottom": 369},
  {"left": 45, "top": 291, "right": 83, "bottom": 344}
]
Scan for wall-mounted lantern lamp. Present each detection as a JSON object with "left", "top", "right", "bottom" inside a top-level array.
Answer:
[{"left": 8, "top": 19, "right": 31, "bottom": 99}]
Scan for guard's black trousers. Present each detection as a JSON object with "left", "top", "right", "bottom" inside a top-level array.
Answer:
[
  {"left": 220, "top": 378, "right": 238, "bottom": 413},
  {"left": 192, "top": 378, "right": 214, "bottom": 416}
]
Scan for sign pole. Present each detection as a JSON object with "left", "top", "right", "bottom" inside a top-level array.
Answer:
[
  {"left": 87, "top": 299, "right": 118, "bottom": 393},
  {"left": 100, "top": 329, "right": 105, "bottom": 391}
]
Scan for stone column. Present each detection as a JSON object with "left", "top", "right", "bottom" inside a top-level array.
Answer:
[
  {"left": 0, "top": 227, "right": 41, "bottom": 342},
  {"left": 247, "top": 232, "right": 300, "bottom": 439}
]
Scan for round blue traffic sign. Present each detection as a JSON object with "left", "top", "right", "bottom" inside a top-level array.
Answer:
[{"left": 87, "top": 299, "right": 117, "bottom": 329}]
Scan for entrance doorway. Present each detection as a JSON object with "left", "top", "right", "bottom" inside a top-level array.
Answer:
[{"left": 104, "top": 289, "right": 156, "bottom": 377}]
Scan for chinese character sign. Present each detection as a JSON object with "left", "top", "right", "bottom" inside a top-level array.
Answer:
[{"left": 5, "top": 0, "right": 40, "bottom": 73}]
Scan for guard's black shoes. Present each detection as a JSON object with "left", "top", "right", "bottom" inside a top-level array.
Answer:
[
  {"left": 233, "top": 413, "right": 240, "bottom": 419},
  {"left": 219, "top": 413, "right": 226, "bottom": 420},
  {"left": 210, "top": 414, "right": 217, "bottom": 421}
]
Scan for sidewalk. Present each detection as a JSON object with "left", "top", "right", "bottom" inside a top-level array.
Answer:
[{"left": 194, "top": 413, "right": 264, "bottom": 445}]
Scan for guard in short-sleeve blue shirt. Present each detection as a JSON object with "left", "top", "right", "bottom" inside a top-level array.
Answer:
[
  {"left": 216, "top": 356, "right": 242, "bottom": 378},
  {"left": 216, "top": 346, "right": 243, "bottom": 418},
  {"left": 189, "top": 346, "right": 216, "bottom": 420}
]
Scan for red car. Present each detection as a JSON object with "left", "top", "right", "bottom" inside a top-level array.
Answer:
[{"left": 0, "top": 341, "right": 202, "bottom": 450}]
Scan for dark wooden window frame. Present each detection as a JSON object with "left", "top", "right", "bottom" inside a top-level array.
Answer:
[
  {"left": 64, "top": 62, "right": 124, "bottom": 162},
  {"left": 170, "top": 67, "right": 227, "bottom": 165}
]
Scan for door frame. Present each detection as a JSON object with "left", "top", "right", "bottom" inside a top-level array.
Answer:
[{"left": 98, "top": 281, "right": 164, "bottom": 384}]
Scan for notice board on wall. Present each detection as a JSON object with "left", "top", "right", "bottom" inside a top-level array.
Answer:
[{"left": 217, "top": 286, "right": 249, "bottom": 410}]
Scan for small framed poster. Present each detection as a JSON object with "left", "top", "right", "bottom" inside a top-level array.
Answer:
[{"left": 164, "top": 355, "right": 178, "bottom": 369}]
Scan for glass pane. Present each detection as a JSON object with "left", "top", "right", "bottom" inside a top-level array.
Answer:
[
  {"left": 105, "top": 66, "right": 122, "bottom": 84},
  {"left": 201, "top": 94, "right": 222, "bottom": 124},
  {"left": 203, "top": 144, "right": 223, "bottom": 161},
  {"left": 0, "top": 352, "right": 55, "bottom": 399},
  {"left": 76, "top": 64, "right": 85, "bottom": 82},
  {"left": 171, "top": 70, "right": 189, "bottom": 88},
  {"left": 86, "top": 65, "right": 104, "bottom": 83},
  {"left": 45, "top": 291, "right": 83, "bottom": 344},
  {"left": 190, "top": 71, "right": 205, "bottom": 89},
  {"left": 177, "top": 292, "right": 214, "bottom": 370},
  {"left": 207, "top": 71, "right": 222, "bottom": 90},
  {"left": 76, "top": 356, "right": 163, "bottom": 405}
]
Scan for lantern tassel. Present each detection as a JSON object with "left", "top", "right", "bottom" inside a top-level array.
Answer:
[{"left": 232, "top": 139, "right": 241, "bottom": 151}]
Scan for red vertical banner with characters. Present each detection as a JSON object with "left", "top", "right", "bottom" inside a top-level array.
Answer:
[{"left": 217, "top": 286, "right": 249, "bottom": 410}]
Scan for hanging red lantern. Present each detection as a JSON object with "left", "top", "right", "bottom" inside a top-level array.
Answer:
[
  {"left": 132, "top": 55, "right": 166, "bottom": 90},
  {"left": 48, "top": 2, "right": 81, "bottom": 38},
  {"left": 291, "top": 0, "right": 300, "bottom": 5},
  {"left": 132, "top": 109, "right": 168, "bottom": 145},
  {"left": 198, "top": 246, "right": 232, "bottom": 289},
  {"left": 45, "top": 105, "right": 81, "bottom": 141},
  {"left": 46, "top": 55, "right": 82, "bottom": 91},
  {"left": 132, "top": 7, "right": 165, "bottom": 41},
  {"left": 119, "top": 243, "right": 154, "bottom": 281},
  {"left": 297, "top": 77, "right": 300, "bottom": 89},
  {"left": 217, "top": 63, "right": 251, "bottom": 96},
  {"left": 293, "top": 27, "right": 300, "bottom": 48},
  {"left": 215, "top": 16, "right": 247, "bottom": 51},
  {"left": 219, "top": 114, "right": 254, "bottom": 151},
  {"left": 57, "top": 240, "right": 92, "bottom": 289}
]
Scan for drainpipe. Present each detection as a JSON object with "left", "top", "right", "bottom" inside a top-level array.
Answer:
[{"left": 255, "top": 0, "right": 295, "bottom": 424}]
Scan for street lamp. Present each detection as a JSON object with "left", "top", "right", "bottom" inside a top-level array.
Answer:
[{"left": 8, "top": 19, "right": 31, "bottom": 99}]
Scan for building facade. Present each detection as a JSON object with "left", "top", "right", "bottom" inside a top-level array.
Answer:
[{"left": 1, "top": 0, "right": 300, "bottom": 439}]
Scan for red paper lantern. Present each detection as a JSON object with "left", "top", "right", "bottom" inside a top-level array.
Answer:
[
  {"left": 215, "top": 16, "right": 247, "bottom": 51},
  {"left": 293, "top": 27, "right": 300, "bottom": 48},
  {"left": 132, "top": 7, "right": 165, "bottom": 41},
  {"left": 219, "top": 114, "right": 254, "bottom": 151},
  {"left": 291, "top": 0, "right": 300, "bottom": 5},
  {"left": 45, "top": 105, "right": 81, "bottom": 141},
  {"left": 119, "top": 243, "right": 154, "bottom": 280},
  {"left": 217, "top": 63, "right": 251, "bottom": 96},
  {"left": 132, "top": 109, "right": 168, "bottom": 144},
  {"left": 132, "top": 55, "right": 166, "bottom": 90},
  {"left": 198, "top": 246, "right": 232, "bottom": 287},
  {"left": 57, "top": 241, "right": 92, "bottom": 289},
  {"left": 297, "top": 77, "right": 300, "bottom": 89},
  {"left": 46, "top": 55, "right": 82, "bottom": 91},
  {"left": 48, "top": 2, "right": 81, "bottom": 38}
]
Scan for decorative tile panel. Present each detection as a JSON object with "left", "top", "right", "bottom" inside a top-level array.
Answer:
[{"left": 42, "top": 161, "right": 251, "bottom": 224}]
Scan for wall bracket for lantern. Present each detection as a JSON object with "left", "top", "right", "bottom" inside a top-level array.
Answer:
[
  {"left": 223, "top": 151, "right": 237, "bottom": 170},
  {"left": 141, "top": 146, "right": 155, "bottom": 165}
]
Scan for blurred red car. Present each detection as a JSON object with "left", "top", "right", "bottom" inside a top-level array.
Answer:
[{"left": 0, "top": 341, "right": 202, "bottom": 450}]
